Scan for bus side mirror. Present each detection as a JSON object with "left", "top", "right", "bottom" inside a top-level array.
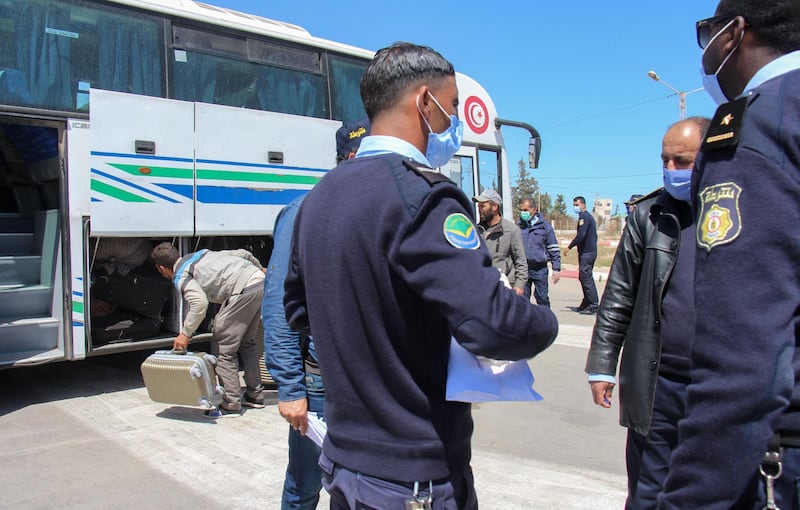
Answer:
[{"left": 528, "top": 136, "right": 541, "bottom": 169}]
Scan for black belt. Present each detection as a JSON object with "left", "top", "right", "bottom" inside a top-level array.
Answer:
[
  {"left": 777, "top": 432, "right": 800, "bottom": 448},
  {"left": 304, "top": 358, "right": 321, "bottom": 376}
]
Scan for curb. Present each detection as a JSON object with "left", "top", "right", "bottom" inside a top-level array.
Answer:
[{"left": 558, "top": 268, "right": 609, "bottom": 282}]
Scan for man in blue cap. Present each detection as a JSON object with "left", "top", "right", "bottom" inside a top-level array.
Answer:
[{"left": 263, "top": 117, "right": 369, "bottom": 509}]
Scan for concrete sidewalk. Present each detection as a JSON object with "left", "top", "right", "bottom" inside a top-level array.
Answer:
[{"left": 1, "top": 273, "right": 623, "bottom": 510}]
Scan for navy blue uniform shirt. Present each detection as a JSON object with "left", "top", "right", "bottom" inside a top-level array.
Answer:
[
  {"left": 659, "top": 66, "right": 800, "bottom": 508},
  {"left": 569, "top": 210, "right": 597, "bottom": 255},
  {"left": 284, "top": 151, "right": 558, "bottom": 483}
]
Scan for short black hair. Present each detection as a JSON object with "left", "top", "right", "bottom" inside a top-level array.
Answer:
[
  {"left": 573, "top": 196, "right": 586, "bottom": 205},
  {"left": 151, "top": 242, "right": 179, "bottom": 268},
  {"left": 717, "top": 0, "right": 800, "bottom": 53},
  {"left": 519, "top": 198, "right": 537, "bottom": 209},
  {"left": 360, "top": 42, "right": 455, "bottom": 121}
]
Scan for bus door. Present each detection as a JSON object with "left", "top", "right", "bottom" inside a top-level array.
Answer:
[
  {"left": 193, "top": 104, "right": 339, "bottom": 236},
  {"left": 442, "top": 145, "right": 478, "bottom": 220},
  {"left": 89, "top": 90, "right": 195, "bottom": 236}
]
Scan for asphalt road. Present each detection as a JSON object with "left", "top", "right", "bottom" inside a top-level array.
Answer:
[{"left": 0, "top": 273, "right": 627, "bottom": 509}]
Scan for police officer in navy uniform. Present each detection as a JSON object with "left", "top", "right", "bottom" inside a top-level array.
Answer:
[
  {"left": 284, "top": 42, "right": 558, "bottom": 509},
  {"left": 565, "top": 196, "right": 599, "bottom": 314},
  {"left": 658, "top": 1, "right": 800, "bottom": 508}
]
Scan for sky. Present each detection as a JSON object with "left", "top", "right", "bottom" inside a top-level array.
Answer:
[{"left": 210, "top": 0, "right": 721, "bottom": 216}]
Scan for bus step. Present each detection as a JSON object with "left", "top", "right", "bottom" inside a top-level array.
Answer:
[
  {"left": 0, "top": 285, "right": 52, "bottom": 320},
  {"left": 0, "top": 213, "right": 34, "bottom": 233},
  {"left": 0, "top": 232, "right": 34, "bottom": 255},
  {"left": 0, "top": 255, "right": 42, "bottom": 286},
  {"left": 0, "top": 317, "right": 60, "bottom": 358}
]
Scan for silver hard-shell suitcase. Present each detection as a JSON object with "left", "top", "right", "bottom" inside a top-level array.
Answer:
[{"left": 140, "top": 350, "right": 224, "bottom": 408}]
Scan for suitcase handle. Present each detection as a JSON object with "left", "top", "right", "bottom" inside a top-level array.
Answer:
[{"left": 170, "top": 348, "right": 187, "bottom": 355}]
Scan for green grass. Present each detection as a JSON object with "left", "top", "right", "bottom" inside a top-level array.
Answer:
[{"left": 561, "top": 244, "right": 618, "bottom": 269}]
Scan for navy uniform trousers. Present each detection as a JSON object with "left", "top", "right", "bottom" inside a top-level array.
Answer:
[{"left": 320, "top": 452, "right": 478, "bottom": 510}]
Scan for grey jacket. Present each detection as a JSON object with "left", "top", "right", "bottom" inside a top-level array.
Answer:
[
  {"left": 478, "top": 218, "right": 528, "bottom": 290},
  {"left": 173, "top": 249, "right": 263, "bottom": 337},
  {"left": 585, "top": 190, "right": 684, "bottom": 435}
]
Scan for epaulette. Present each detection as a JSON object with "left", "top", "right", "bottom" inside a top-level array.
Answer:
[
  {"left": 702, "top": 94, "right": 751, "bottom": 151},
  {"left": 402, "top": 159, "right": 453, "bottom": 186},
  {"left": 629, "top": 187, "right": 663, "bottom": 206}
]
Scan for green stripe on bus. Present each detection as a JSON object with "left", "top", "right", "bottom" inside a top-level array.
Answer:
[
  {"left": 110, "top": 164, "right": 194, "bottom": 179},
  {"left": 73, "top": 301, "right": 83, "bottom": 314},
  {"left": 197, "top": 169, "right": 321, "bottom": 185},
  {"left": 91, "top": 179, "right": 153, "bottom": 202}
]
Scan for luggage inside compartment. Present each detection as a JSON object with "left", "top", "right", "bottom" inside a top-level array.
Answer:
[
  {"left": 91, "top": 308, "right": 164, "bottom": 345},
  {"left": 88, "top": 238, "right": 173, "bottom": 346}
]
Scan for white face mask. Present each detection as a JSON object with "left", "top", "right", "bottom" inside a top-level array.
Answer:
[{"left": 700, "top": 18, "right": 744, "bottom": 105}]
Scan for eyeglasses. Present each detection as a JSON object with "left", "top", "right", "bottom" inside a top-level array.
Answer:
[{"left": 696, "top": 14, "right": 735, "bottom": 49}]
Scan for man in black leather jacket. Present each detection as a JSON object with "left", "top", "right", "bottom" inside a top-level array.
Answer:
[{"left": 585, "top": 116, "right": 709, "bottom": 509}]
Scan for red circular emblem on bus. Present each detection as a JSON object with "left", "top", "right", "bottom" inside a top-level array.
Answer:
[{"left": 464, "top": 95, "right": 489, "bottom": 134}]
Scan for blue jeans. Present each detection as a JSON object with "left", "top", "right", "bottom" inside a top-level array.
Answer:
[
  {"left": 525, "top": 266, "right": 550, "bottom": 307},
  {"left": 578, "top": 252, "right": 598, "bottom": 307},
  {"left": 282, "top": 371, "right": 325, "bottom": 510}
]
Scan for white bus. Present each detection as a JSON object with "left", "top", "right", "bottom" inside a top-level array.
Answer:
[{"left": 0, "top": 0, "right": 541, "bottom": 367}]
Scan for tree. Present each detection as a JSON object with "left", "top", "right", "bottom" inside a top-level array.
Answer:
[
  {"left": 511, "top": 159, "right": 540, "bottom": 218},
  {"left": 553, "top": 194, "right": 568, "bottom": 216}
]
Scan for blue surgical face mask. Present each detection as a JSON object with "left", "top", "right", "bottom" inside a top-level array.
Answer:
[
  {"left": 663, "top": 168, "right": 693, "bottom": 202},
  {"left": 700, "top": 18, "right": 743, "bottom": 105},
  {"left": 417, "top": 91, "right": 464, "bottom": 168},
  {"left": 573, "top": 206, "right": 582, "bottom": 214},
  {"left": 520, "top": 211, "right": 532, "bottom": 222}
]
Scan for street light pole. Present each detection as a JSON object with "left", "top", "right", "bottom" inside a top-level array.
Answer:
[{"left": 647, "top": 70, "right": 703, "bottom": 119}]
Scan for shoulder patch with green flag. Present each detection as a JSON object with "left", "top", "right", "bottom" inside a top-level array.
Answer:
[{"left": 443, "top": 213, "right": 480, "bottom": 250}]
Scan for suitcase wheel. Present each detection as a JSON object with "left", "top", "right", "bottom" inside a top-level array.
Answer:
[{"left": 190, "top": 366, "right": 203, "bottom": 379}]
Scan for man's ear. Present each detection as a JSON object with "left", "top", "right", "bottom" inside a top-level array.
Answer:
[
  {"left": 414, "top": 84, "right": 432, "bottom": 119},
  {"left": 721, "top": 15, "right": 747, "bottom": 53}
]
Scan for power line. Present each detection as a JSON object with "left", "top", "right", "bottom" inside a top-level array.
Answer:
[
  {"left": 544, "top": 95, "right": 674, "bottom": 130},
  {"left": 537, "top": 171, "right": 659, "bottom": 180}
]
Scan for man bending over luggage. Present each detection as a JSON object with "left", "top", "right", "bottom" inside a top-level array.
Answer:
[{"left": 152, "top": 243, "right": 266, "bottom": 417}]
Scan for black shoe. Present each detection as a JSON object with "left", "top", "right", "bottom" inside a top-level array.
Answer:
[
  {"left": 572, "top": 304, "right": 589, "bottom": 312},
  {"left": 579, "top": 306, "right": 598, "bottom": 315},
  {"left": 242, "top": 393, "right": 266, "bottom": 409}
]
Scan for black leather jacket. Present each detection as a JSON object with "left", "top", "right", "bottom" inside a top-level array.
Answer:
[{"left": 585, "top": 190, "right": 688, "bottom": 435}]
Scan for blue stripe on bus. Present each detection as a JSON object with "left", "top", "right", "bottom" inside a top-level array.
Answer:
[
  {"left": 91, "top": 168, "right": 181, "bottom": 203},
  {"left": 73, "top": 321, "right": 84, "bottom": 327},
  {"left": 91, "top": 197, "right": 102, "bottom": 202},
  {"left": 73, "top": 291, "right": 83, "bottom": 297},
  {"left": 156, "top": 184, "right": 307, "bottom": 205},
  {"left": 196, "top": 158, "right": 328, "bottom": 174},
  {"left": 91, "top": 151, "right": 194, "bottom": 163}
]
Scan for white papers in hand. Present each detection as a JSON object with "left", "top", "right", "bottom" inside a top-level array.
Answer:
[{"left": 305, "top": 411, "right": 327, "bottom": 448}]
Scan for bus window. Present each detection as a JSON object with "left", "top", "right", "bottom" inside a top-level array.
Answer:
[
  {"left": 170, "top": 25, "right": 328, "bottom": 118},
  {"left": 441, "top": 156, "right": 475, "bottom": 198},
  {"left": 0, "top": 0, "right": 163, "bottom": 111},
  {"left": 478, "top": 148, "right": 501, "bottom": 194},
  {"left": 328, "top": 54, "right": 368, "bottom": 122}
]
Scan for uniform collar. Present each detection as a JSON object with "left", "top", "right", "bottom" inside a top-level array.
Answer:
[
  {"left": 742, "top": 50, "right": 800, "bottom": 97},
  {"left": 355, "top": 135, "right": 430, "bottom": 166}
]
